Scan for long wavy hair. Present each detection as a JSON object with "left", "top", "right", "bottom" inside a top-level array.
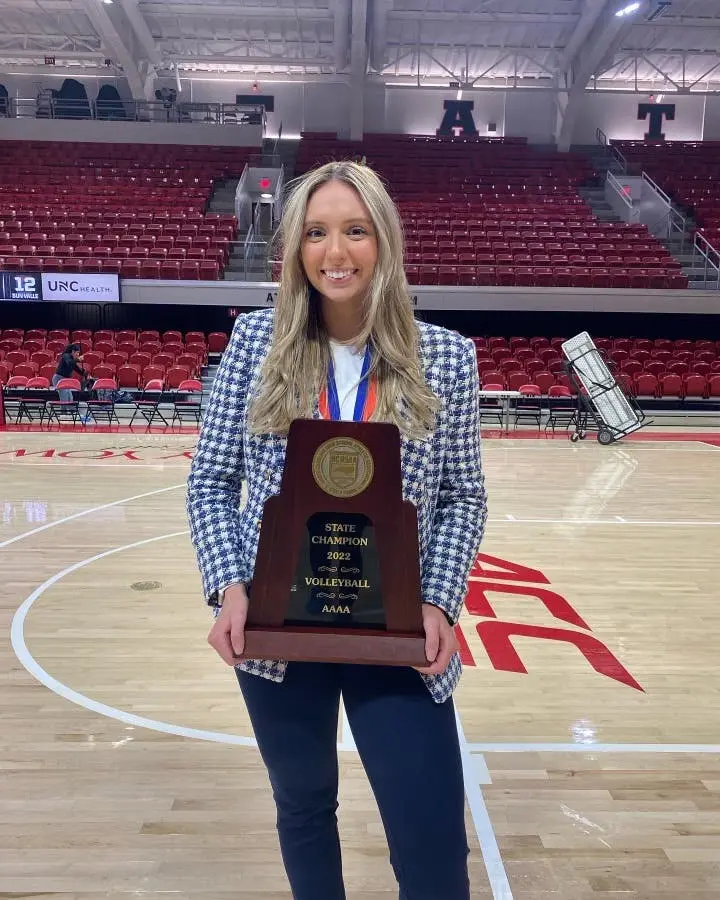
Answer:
[{"left": 247, "top": 161, "right": 441, "bottom": 439}]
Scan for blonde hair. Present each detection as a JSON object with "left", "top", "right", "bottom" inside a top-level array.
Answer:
[{"left": 248, "top": 161, "right": 441, "bottom": 439}]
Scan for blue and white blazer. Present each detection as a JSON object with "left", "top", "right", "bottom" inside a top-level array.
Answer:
[{"left": 186, "top": 308, "right": 488, "bottom": 703}]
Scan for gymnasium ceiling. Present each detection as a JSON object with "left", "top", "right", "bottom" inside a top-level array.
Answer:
[{"left": 0, "top": 0, "right": 719, "bottom": 94}]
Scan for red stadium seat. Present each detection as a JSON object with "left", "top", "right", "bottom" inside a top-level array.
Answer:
[
  {"left": 635, "top": 374, "right": 659, "bottom": 397},
  {"left": 684, "top": 375, "right": 707, "bottom": 399},
  {"left": 659, "top": 374, "right": 684, "bottom": 399},
  {"left": 708, "top": 376, "right": 720, "bottom": 398},
  {"left": 208, "top": 332, "right": 228, "bottom": 353}
]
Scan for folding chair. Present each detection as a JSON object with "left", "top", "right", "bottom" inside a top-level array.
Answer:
[
  {"left": 86, "top": 378, "right": 120, "bottom": 426},
  {"left": 129, "top": 378, "right": 169, "bottom": 428},
  {"left": 544, "top": 385, "right": 577, "bottom": 435},
  {"left": 513, "top": 384, "right": 543, "bottom": 429},
  {"left": 171, "top": 379, "right": 202, "bottom": 427},
  {"left": 3, "top": 375, "right": 30, "bottom": 424},
  {"left": 478, "top": 382, "right": 505, "bottom": 429},
  {"left": 46, "top": 377, "right": 82, "bottom": 426},
  {"left": 17, "top": 376, "right": 51, "bottom": 426}
]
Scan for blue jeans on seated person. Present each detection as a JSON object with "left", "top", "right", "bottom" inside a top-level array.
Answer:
[
  {"left": 51, "top": 373, "right": 73, "bottom": 403},
  {"left": 236, "top": 661, "right": 471, "bottom": 900}
]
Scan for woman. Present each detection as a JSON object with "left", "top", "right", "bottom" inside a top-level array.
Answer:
[
  {"left": 53, "top": 343, "right": 87, "bottom": 401},
  {"left": 187, "top": 161, "right": 488, "bottom": 900}
]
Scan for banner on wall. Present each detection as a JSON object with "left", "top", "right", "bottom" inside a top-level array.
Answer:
[
  {"left": 637, "top": 103, "right": 676, "bottom": 141},
  {"left": 41, "top": 272, "right": 120, "bottom": 302},
  {"left": 0, "top": 272, "right": 120, "bottom": 302}
]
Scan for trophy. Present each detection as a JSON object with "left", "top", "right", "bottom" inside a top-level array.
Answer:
[{"left": 236, "top": 418, "right": 429, "bottom": 667}]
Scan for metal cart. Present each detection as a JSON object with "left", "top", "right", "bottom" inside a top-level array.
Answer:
[{"left": 561, "top": 332, "right": 649, "bottom": 445}]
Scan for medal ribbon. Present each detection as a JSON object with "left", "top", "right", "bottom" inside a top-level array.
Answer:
[{"left": 319, "top": 345, "right": 376, "bottom": 422}]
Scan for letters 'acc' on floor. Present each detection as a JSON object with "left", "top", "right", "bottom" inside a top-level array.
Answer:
[{"left": 1, "top": 428, "right": 719, "bottom": 899}]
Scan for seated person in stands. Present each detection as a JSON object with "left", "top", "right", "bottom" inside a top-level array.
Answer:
[{"left": 53, "top": 343, "right": 88, "bottom": 401}]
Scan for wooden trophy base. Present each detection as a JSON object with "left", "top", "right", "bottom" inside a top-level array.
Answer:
[
  {"left": 243, "top": 419, "right": 428, "bottom": 667},
  {"left": 239, "top": 627, "right": 429, "bottom": 668}
]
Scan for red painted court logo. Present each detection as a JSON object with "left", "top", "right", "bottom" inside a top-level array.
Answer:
[{"left": 456, "top": 553, "right": 643, "bottom": 692}]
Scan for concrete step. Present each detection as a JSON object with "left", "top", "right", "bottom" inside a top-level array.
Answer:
[
  {"left": 207, "top": 178, "right": 240, "bottom": 214},
  {"left": 222, "top": 270, "right": 268, "bottom": 281}
]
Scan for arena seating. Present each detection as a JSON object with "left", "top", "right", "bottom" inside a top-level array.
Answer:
[
  {"left": 0, "top": 328, "right": 228, "bottom": 391},
  {"left": 296, "top": 134, "right": 686, "bottom": 289},
  {"left": 614, "top": 140, "right": 720, "bottom": 250},
  {"left": 3, "top": 327, "right": 718, "bottom": 401},
  {"left": 0, "top": 142, "right": 246, "bottom": 279},
  {"left": 470, "top": 335, "right": 720, "bottom": 399}
]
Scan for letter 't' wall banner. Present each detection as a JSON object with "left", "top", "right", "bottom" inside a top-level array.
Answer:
[
  {"left": 637, "top": 103, "right": 676, "bottom": 141},
  {"left": 437, "top": 99, "right": 479, "bottom": 137}
]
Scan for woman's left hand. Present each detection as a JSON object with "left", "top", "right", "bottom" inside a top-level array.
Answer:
[{"left": 415, "top": 602, "right": 458, "bottom": 675}]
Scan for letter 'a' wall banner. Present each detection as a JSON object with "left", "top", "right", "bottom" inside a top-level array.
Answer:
[
  {"left": 437, "top": 99, "right": 479, "bottom": 137},
  {"left": 0, "top": 272, "right": 120, "bottom": 302}
]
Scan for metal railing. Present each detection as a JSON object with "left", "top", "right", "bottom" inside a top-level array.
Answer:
[
  {"left": 234, "top": 163, "right": 251, "bottom": 227},
  {"left": 605, "top": 171, "right": 640, "bottom": 223},
  {"left": 641, "top": 171, "right": 691, "bottom": 248},
  {"left": 595, "top": 128, "right": 627, "bottom": 173},
  {"left": 271, "top": 122, "right": 284, "bottom": 157},
  {"left": 0, "top": 96, "right": 266, "bottom": 127},
  {"left": 273, "top": 164, "right": 286, "bottom": 228},
  {"left": 692, "top": 232, "right": 720, "bottom": 290}
]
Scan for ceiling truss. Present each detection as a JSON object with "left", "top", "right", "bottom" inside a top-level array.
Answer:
[{"left": 0, "top": 0, "right": 716, "bottom": 97}]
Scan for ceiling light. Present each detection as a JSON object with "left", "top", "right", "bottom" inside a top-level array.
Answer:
[{"left": 615, "top": 2, "right": 641, "bottom": 16}]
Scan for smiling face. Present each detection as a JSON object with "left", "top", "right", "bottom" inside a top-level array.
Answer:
[{"left": 300, "top": 179, "right": 378, "bottom": 327}]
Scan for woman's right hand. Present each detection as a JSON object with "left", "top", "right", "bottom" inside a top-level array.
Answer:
[{"left": 207, "top": 583, "right": 249, "bottom": 665}]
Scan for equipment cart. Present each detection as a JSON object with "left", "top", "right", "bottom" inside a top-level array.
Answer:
[{"left": 561, "top": 332, "right": 649, "bottom": 445}]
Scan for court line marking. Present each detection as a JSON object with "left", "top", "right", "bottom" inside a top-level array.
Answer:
[
  {"left": 0, "top": 483, "right": 185, "bottom": 549},
  {"left": 340, "top": 700, "right": 356, "bottom": 750},
  {"left": 467, "top": 742, "right": 720, "bottom": 753},
  {"left": 495, "top": 517, "right": 720, "bottom": 526},
  {"left": 0, "top": 462, "right": 190, "bottom": 468},
  {"left": 11, "top": 529, "right": 511, "bottom": 898},
  {"left": 11, "top": 531, "right": 257, "bottom": 749},
  {"left": 456, "top": 712, "right": 514, "bottom": 900}
]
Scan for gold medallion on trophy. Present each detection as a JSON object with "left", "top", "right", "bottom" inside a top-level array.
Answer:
[{"left": 312, "top": 437, "right": 374, "bottom": 498}]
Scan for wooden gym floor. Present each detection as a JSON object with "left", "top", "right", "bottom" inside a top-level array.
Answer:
[{"left": 1, "top": 428, "right": 720, "bottom": 898}]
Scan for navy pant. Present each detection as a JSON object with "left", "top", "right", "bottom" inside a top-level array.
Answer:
[{"left": 236, "top": 662, "right": 470, "bottom": 900}]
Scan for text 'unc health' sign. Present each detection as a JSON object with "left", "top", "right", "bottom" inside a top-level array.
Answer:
[{"left": 41, "top": 273, "right": 120, "bottom": 302}]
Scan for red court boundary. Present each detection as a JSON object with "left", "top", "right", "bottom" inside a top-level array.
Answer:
[{"left": 1, "top": 423, "right": 719, "bottom": 446}]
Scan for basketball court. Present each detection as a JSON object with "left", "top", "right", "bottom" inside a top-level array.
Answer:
[{"left": 2, "top": 427, "right": 720, "bottom": 898}]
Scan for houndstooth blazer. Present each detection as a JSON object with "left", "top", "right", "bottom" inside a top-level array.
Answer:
[{"left": 186, "top": 308, "right": 487, "bottom": 703}]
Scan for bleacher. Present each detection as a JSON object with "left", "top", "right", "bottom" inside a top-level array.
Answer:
[
  {"left": 471, "top": 335, "right": 720, "bottom": 400},
  {"left": 0, "top": 141, "right": 246, "bottom": 280},
  {"left": 3, "top": 328, "right": 717, "bottom": 410},
  {"left": 615, "top": 140, "right": 720, "bottom": 249},
  {"left": 0, "top": 328, "right": 228, "bottom": 391},
  {"left": 295, "top": 134, "right": 687, "bottom": 290}
]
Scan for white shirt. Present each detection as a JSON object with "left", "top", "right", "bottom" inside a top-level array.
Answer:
[{"left": 329, "top": 340, "right": 367, "bottom": 420}]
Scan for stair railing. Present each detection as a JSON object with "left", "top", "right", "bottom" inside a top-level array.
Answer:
[
  {"left": 693, "top": 232, "right": 720, "bottom": 291},
  {"left": 234, "top": 163, "right": 250, "bottom": 227},
  {"left": 272, "top": 121, "right": 283, "bottom": 157},
  {"left": 595, "top": 128, "right": 627, "bottom": 173},
  {"left": 605, "top": 171, "right": 640, "bottom": 223}
]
